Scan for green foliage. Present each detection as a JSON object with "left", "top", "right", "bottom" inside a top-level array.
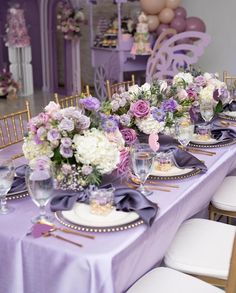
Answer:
[
  {"left": 86, "top": 168, "right": 102, "bottom": 186},
  {"left": 215, "top": 101, "right": 224, "bottom": 114}
]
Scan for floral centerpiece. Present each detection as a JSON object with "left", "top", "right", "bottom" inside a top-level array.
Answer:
[
  {"left": 0, "top": 69, "right": 19, "bottom": 97},
  {"left": 172, "top": 69, "right": 230, "bottom": 122},
  {"left": 57, "top": 0, "right": 85, "bottom": 41},
  {"left": 23, "top": 100, "right": 125, "bottom": 189}
]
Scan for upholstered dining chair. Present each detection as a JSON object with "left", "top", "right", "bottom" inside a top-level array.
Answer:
[
  {"left": 163, "top": 218, "right": 236, "bottom": 289},
  {"left": 106, "top": 74, "right": 135, "bottom": 100},
  {"left": 209, "top": 176, "right": 236, "bottom": 224},
  {"left": 0, "top": 101, "right": 31, "bottom": 155},
  {"left": 223, "top": 71, "right": 236, "bottom": 90},
  {"left": 127, "top": 232, "right": 236, "bottom": 293},
  {"left": 54, "top": 85, "right": 91, "bottom": 109}
]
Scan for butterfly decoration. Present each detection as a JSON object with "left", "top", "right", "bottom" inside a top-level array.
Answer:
[{"left": 146, "top": 29, "right": 211, "bottom": 82}]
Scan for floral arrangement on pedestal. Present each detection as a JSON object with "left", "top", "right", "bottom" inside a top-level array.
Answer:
[
  {"left": 23, "top": 100, "right": 125, "bottom": 189},
  {"left": 0, "top": 69, "right": 19, "bottom": 97},
  {"left": 57, "top": 0, "right": 85, "bottom": 41},
  {"left": 5, "top": 4, "right": 30, "bottom": 48}
]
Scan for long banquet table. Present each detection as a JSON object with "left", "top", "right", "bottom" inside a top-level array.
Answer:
[{"left": 1, "top": 141, "right": 236, "bottom": 293}]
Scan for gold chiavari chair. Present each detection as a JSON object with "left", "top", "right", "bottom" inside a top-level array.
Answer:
[
  {"left": 106, "top": 74, "right": 135, "bottom": 100},
  {"left": 223, "top": 71, "right": 236, "bottom": 91},
  {"left": 0, "top": 101, "right": 31, "bottom": 158},
  {"left": 54, "top": 85, "right": 91, "bottom": 109}
]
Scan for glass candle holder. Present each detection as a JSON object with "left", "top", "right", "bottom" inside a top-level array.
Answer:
[
  {"left": 89, "top": 187, "right": 115, "bottom": 216},
  {"left": 196, "top": 124, "right": 211, "bottom": 141},
  {"left": 155, "top": 152, "right": 173, "bottom": 172}
]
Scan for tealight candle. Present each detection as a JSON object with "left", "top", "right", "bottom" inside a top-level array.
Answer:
[
  {"left": 196, "top": 124, "right": 211, "bottom": 141},
  {"left": 155, "top": 152, "right": 173, "bottom": 172},
  {"left": 89, "top": 187, "right": 115, "bottom": 216}
]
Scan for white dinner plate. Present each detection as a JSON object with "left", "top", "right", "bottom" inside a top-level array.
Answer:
[
  {"left": 61, "top": 203, "right": 140, "bottom": 228},
  {"left": 151, "top": 164, "right": 193, "bottom": 177},
  {"left": 190, "top": 134, "right": 219, "bottom": 145},
  {"left": 223, "top": 111, "right": 236, "bottom": 118}
]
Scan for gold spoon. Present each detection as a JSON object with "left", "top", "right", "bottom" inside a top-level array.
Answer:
[{"left": 43, "top": 232, "right": 83, "bottom": 247}]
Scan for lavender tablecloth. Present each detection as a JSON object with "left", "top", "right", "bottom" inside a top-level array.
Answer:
[{"left": 1, "top": 141, "right": 236, "bottom": 293}]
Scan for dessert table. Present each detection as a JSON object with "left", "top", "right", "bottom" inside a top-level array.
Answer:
[{"left": 1, "top": 141, "right": 236, "bottom": 293}]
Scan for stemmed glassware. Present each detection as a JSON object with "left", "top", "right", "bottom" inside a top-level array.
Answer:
[
  {"left": 200, "top": 100, "right": 214, "bottom": 123},
  {"left": 175, "top": 118, "right": 194, "bottom": 150},
  {"left": 25, "top": 166, "right": 54, "bottom": 223},
  {"left": 0, "top": 158, "right": 15, "bottom": 215},
  {"left": 131, "top": 143, "right": 156, "bottom": 196}
]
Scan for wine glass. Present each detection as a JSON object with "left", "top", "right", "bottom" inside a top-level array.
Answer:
[
  {"left": 25, "top": 166, "right": 54, "bottom": 223},
  {"left": 0, "top": 158, "right": 15, "bottom": 215},
  {"left": 200, "top": 101, "right": 214, "bottom": 123},
  {"left": 131, "top": 143, "right": 155, "bottom": 196},
  {"left": 175, "top": 118, "right": 194, "bottom": 150}
]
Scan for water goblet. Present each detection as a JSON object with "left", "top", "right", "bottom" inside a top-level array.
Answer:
[
  {"left": 200, "top": 101, "right": 214, "bottom": 123},
  {"left": 175, "top": 118, "right": 194, "bottom": 150},
  {"left": 131, "top": 143, "right": 156, "bottom": 196},
  {"left": 25, "top": 166, "right": 54, "bottom": 223},
  {"left": 0, "top": 158, "right": 15, "bottom": 215}
]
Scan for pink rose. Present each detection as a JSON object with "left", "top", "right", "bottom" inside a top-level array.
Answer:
[
  {"left": 44, "top": 101, "right": 60, "bottom": 115},
  {"left": 120, "top": 128, "right": 137, "bottom": 145},
  {"left": 130, "top": 100, "right": 150, "bottom": 118}
]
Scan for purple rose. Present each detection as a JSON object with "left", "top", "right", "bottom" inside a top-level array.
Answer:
[
  {"left": 130, "top": 100, "right": 150, "bottom": 118},
  {"left": 77, "top": 115, "right": 90, "bottom": 130},
  {"left": 61, "top": 137, "right": 72, "bottom": 148},
  {"left": 59, "top": 118, "right": 74, "bottom": 132},
  {"left": 59, "top": 146, "right": 73, "bottom": 158},
  {"left": 47, "top": 129, "right": 61, "bottom": 142},
  {"left": 80, "top": 97, "right": 100, "bottom": 111},
  {"left": 120, "top": 128, "right": 137, "bottom": 145},
  {"left": 194, "top": 75, "right": 207, "bottom": 87}
]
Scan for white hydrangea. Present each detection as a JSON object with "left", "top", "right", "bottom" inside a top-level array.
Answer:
[
  {"left": 128, "top": 84, "right": 140, "bottom": 100},
  {"left": 73, "top": 128, "right": 120, "bottom": 174},
  {"left": 173, "top": 72, "right": 194, "bottom": 87},
  {"left": 22, "top": 138, "right": 54, "bottom": 161},
  {"left": 135, "top": 115, "right": 165, "bottom": 134},
  {"left": 199, "top": 85, "right": 214, "bottom": 103}
]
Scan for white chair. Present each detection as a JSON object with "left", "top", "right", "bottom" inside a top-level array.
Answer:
[
  {"left": 209, "top": 176, "right": 236, "bottom": 224},
  {"left": 164, "top": 219, "right": 236, "bottom": 288},
  {"left": 127, "top": 222, "right": 236, "bottom": 293}
]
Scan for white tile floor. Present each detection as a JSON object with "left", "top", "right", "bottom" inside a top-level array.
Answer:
[{"left": 0, "top": 90, "right": 54, "bottom": 116}]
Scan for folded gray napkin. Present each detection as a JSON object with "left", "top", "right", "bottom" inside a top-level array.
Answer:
[
  {"left": 9, "top": 177, "right": 26, "bottom": 193},
  {"left": 50, "top": 186, "right": 158, "bottom": 226},
  {"left": 159, "top": 134, "right": 207, "bottom": 173},
  {"left": 223, "top": 101, "right": 236, "bottom": 112},
  {"left": 15, "top": 164, "right": 27, "bottom": 178},
  {"left": 211, "top": 127, "right": 236, "bottom": 141}
]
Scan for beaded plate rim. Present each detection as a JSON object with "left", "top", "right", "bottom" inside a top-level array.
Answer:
[
  {"left": 189, "top": 138, "right": 236, "bottom": 149},
  {"left": 7, "top": 190, "right": 28, "bottom": 200},
  {"left": 218, "top": 113, "right": 236, "bottom": 121},
  {"left": 55, "top": 211, "right": 144, "bottom": 233},
  {"left": 149, "top": 168, "right": 201, "bottom": 181}
]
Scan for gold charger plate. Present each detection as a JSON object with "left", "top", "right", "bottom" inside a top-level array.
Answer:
[
  {"left": 189, "top": 138, "right": 236, "bottom": 149},
  {"left": 55, "top": 203, "right": 144, "bottom": 233}
]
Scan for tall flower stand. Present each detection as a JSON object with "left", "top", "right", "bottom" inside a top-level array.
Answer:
[{"left": 8, "top": 46, "right": 34, "bottom": 96}]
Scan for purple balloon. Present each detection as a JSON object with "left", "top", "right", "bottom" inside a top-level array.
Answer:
[
  {"left": 185, "top": 17, "right": 206, "bottom": 32},
  {"left": 174, "top": 6, "right": 187, "bottom": 19},
  {"left": 170, "top": 16, "right": 186, "bottom": 33},
  {"left": 156, "top": 23, "right": 170, "bottom": 36}
]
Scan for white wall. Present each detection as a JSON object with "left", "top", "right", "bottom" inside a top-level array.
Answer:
[
  {"left": 182, "top": 0, "right": 236, "bottom": 78},
  {"left": 80, "top": 0, "right": 236, "bottom": 86}
]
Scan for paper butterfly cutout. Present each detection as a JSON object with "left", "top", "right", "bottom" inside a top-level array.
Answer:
[
  {"left": 149, "top": 133, "right": 160, "bottom": 152},
  {"left": 146, "top": 30, "right": 211, "bottom": 82}
]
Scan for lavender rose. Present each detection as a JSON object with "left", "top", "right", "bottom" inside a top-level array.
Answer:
[
  {"left": 130, "top": 100, "right": 150, "bottom": 118},
  {"left": 47, "top": 129, "right": 61, "bottom": 142},
  {"left": 61, "top": 137, "right": 72, "bottom": 148},
  {"left": 77, "top": 115, "right": 90, "bottom": 130},
  {"left": 80, "top": 97, "right": 100, "bottom": 111},
  {"left": 59, "top": 117, "right": 74, "bottom": 132},
  {"left": 162, "top": 98, "right": 178, "bottom": 113},
  {"left": 59, "top": 146, "right": 73, "bottom": 158},
  {"left": 120, "top": 128, "right": 137, "bottom": 145}
]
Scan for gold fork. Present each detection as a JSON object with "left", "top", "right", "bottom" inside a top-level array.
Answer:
[{"left": 126, "top": 182, "right": 171, "bottom": 192}]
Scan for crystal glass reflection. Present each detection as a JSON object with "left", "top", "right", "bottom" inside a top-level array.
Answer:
[
  {"left": 0, "top": 158, "right": 15, "bottom": 214},
  {"left": 175, "top": 118, "right": 194, "bottom": 149},
  {"left": 131, "top": 143, "right": 155, "bottom": 196},
  {"left": 200, "top": 101, "right": 214, "bottom": 123},
  {"left": 25, "top": 166, "right": 54, "bottom": 223}
]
